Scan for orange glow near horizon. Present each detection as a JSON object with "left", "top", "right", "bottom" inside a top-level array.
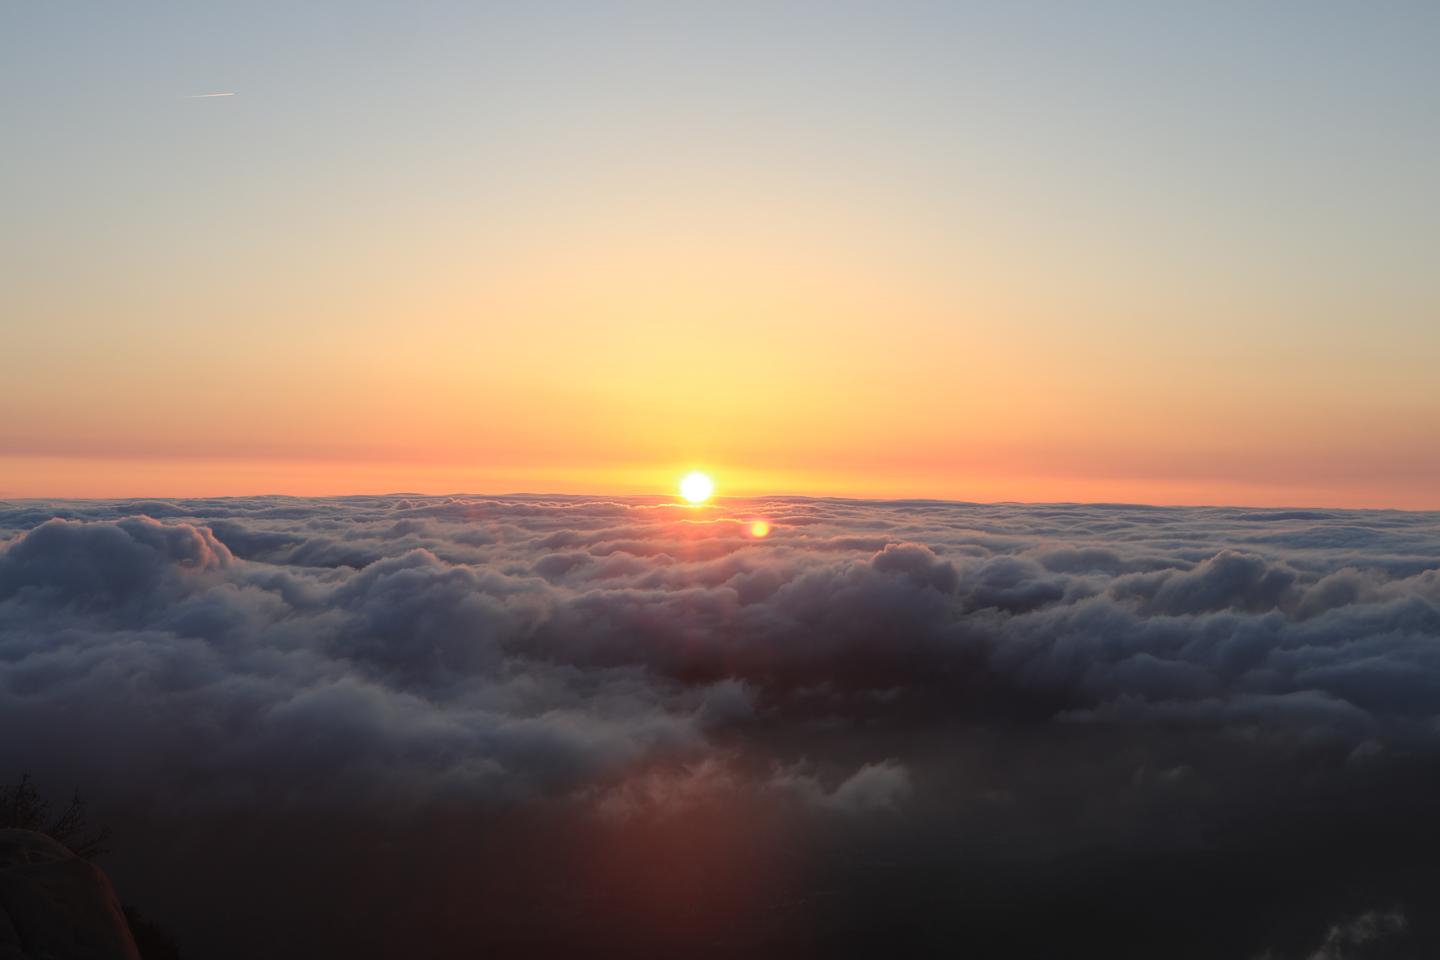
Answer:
[
  {"left": 4, "top": 201, "right": 1439, "bottom": 509},
  {"left": 2, "top": 453, "right": 1440, "bottom": 511},
  {"left": 5, "top": 231, "right": 1436, "bottom": 509}
]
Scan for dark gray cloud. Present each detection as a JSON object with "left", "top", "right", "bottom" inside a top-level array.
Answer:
[{"left": 2, "top": 495, "right": 1439, "bottom": 957}]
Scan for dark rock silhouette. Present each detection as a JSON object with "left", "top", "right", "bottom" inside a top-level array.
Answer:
[{"left": 0, "top": 829, "right": 140, "bottom": 960}]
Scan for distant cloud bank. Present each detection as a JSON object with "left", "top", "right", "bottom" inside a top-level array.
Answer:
[{"left": 2, "top": 495, "right": 1439, "bottom": 957}]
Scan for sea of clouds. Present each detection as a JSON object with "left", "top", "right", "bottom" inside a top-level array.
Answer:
[{"left": 3, "top": 494, "right": 1439, "bottom": 957}]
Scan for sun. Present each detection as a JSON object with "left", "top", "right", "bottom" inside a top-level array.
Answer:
[{"left": 679, "top": 471, "right": 714, "bottom": 504}]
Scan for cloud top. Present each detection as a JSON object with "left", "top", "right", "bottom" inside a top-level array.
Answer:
[{"left": 3, "top": 495, "right": 1440, "bottom": 956}]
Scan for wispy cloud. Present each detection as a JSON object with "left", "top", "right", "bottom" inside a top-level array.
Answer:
[{"left": 183, "top": 91, "right": 235, "bottom": 98}]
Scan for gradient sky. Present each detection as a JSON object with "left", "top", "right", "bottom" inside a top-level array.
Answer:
[{"left": 3, "top": 1, "right": 1438, "bottom": 506}]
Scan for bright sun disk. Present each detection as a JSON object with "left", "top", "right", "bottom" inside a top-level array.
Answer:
[{"left": 680, "top": 471, "right": 714, "bottom": 504}]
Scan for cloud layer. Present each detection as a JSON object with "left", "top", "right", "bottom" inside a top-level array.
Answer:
[{"left": 3, "top": 495, "right": 1440, "bottom": 957}]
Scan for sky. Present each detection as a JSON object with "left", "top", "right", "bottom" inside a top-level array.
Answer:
[{"left": 3, "top": 1, "right": 1438, "bottom": 507}]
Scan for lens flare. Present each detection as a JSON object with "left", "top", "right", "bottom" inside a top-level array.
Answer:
[
  {"left": 750, "top": 520, "right": 771, "bottom": 538},
  {"left": 679, "top": 472, "right": 714, "bottom": 504}
]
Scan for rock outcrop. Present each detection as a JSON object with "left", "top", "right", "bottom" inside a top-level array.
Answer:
[{"left": 0, "top": 829, "right": 140, "bottom": 960}]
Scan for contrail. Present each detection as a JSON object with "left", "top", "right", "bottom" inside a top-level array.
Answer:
[{"left": 184, "top": 92, "right": 235, "bottom": 98}]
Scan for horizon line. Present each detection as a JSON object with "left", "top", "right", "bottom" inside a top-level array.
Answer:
[{"left": 0, "top": 490, "right": 1431, "bottom": 516}]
